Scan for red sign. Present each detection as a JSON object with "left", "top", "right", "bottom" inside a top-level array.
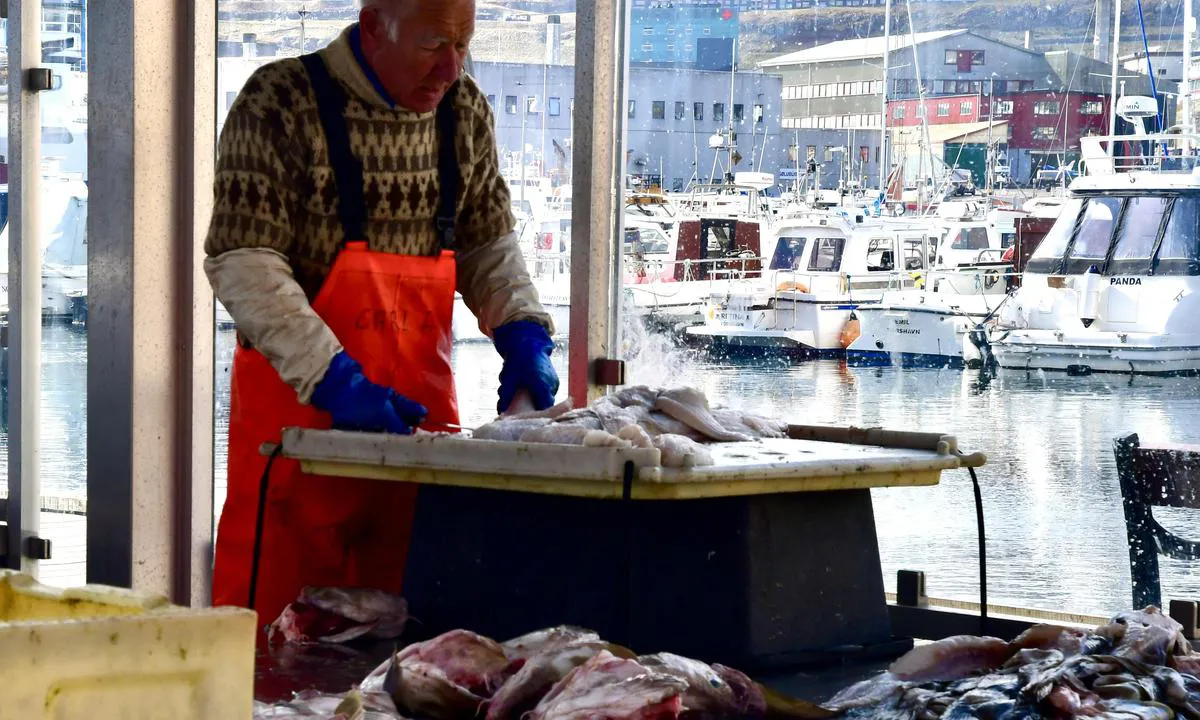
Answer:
[{"left": 720, "top": 8, "right": 733, "bottom": 20}]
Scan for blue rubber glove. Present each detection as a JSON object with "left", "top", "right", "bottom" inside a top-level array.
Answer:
[
  {"left": 311, "top": 351, "right": 428, "bottom": 434},
  {"left": 493, "top": 320, "right": 559, "bottom": 414}
]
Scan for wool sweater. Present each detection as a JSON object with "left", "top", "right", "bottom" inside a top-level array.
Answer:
[{"left": 204, "top": 25, "right": 551, "bottom": 402}]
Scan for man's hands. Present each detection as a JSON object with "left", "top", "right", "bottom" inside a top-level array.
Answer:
[
  {"left": 493, "top": 320, "right": 559, "bottom": 414},
  {"left": 311, "top": 351, "right": 428, "bottom": 434}
]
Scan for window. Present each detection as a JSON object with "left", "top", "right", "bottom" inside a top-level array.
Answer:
[
  {"left": 667, "top": 26, "right": 676, "bottom": 35},
  {"left": 1027, "top": 198, "right": 1084, "bottom": 271},
  {"left": 713, "top": 103, "right": 725, "bottom": 122},
  {"left": 486, "top": 94, "right": 496, "bottom": 108},
  {"left": 1068, "top": 197, "right": 1122, "bottom": 268},
  {"left": 666, "top": 43, "right": 675, "bottom": 51},
  {"left": 994, "top": 100, "right": 1014, "bottom": 115},
  {"left": 685, "top": 44, "right": 694, "bottom": 51},
  {"left": 1034, "top": 101, "right": 1062, "bottom": 115},
  {"left": 548, "top": 97, "right": 561, "bottom": 116},
  {"left": 733, "top": 104, "right": 744, "bottom": 122},
  {"left": 628, "top": 100, "right": 636, "bottom": 118},
  {"left": 769, "top": 237, "right": 807, "bottom": 270},
  {"left": 694, "top": 102, "right": 703, "bottom": 120},
  {"left": 702, "top": 26, "right": 711, "bottom": 35},
  {"left": 1112, "top": 197, "right": 1169, "bottom": 262},
  {"left": 944, "top": 50, "right": 957, "bottom": 64},
  {"left": 824, "top": 146, "right": 834, "bottom": 162},
  {"left": 893, "top": 105, "right": 905, "bottom": 119},
  {"left": 1080, "top": 101, "right": 1104, "bottom": 115},
  {"left": 1032, "top": 127, "right": 1058, "bottom": 140},
  {"left": 525, "top": 96, "right": 538, "bottom": 114},
  {"left": 652, "top": 100, "right": 666, "bottom": 119},
  {"left": 642, "top": 43, "right": 654, "bottom": 51},
  {"left": 753, "top": 104, "right": 764, "bottom": 124},
  {"left": 505, "top": 95, "right": 518, "bottom": 114},
  {"left": 806, "top": 145, "right": 817, "bottom": 162},
  {"left": 972, "top": 51, "right": 985, "bottom": 65},
  {"left": 950, "top": 227, "right": 990, "bottom": 250},
  {"left": 675, "top": 101, "right": 687, "bottom": 120},
  {"left": 937, "top": 103, "right": 950, "bottom": 117},
  {"left": 859, "top": 146, "right": 869, "bottom": 162},
  {"left": 642, "top": 27, "right": 654, "bottom": 35},
  {"left": 1159, "top": 197, "right": 1200, "bottom": 268},
  {"left": 960, "top": 101, "right": 974, "bottom": 115},
  {"left": 866, "top": 238, "right": 895, "bottom": 272},
  {"left": 808, "top": 237, "right": 846, "bottom": 272}
]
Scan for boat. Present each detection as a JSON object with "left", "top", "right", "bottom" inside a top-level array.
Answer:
[
  {"left": 844, "top": 203, "right": 1033, "bottom": 368},
  {"left": 978, "top": 102, "right": 1200, "bottom": 375},
  {"left": 0, "top": 171, "right": 89, "bottom": 320},
  {"left": 683, "top": 211, "right": 937, "bottom": 356}
]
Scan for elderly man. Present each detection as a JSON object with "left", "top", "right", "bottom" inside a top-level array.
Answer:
[{"left": 205, "top": 0, "right": 558, "bottom": 623}]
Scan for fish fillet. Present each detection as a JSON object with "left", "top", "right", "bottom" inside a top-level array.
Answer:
[
  {"left": 653, "top": 396, "right": 752, "bottom": 443},
  {"left": 887, "top": 635, "right": 1013, "bottom": 682},
  {"left": 653, "top": 434, "right": 714, "bottom": 468},
  {"left": 474, "top": 418, "right": 552, "bottom": 442}
]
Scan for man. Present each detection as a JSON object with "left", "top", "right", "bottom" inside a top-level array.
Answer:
[{"left": 205, "top": 0, "right": 559, "bottom": 624}]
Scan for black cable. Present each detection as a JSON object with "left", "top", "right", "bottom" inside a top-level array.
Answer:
[
  {"left": 248, "top": 445, "right": 283, "bottom": 610},
  {"left": 967, "top": 464, "right": 988, "bottom": 634}
]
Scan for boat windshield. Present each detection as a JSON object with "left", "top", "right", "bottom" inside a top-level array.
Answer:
[
  {"left": 1111, "top": 197, "right": 1169, "bottom": 261},
  {"left": 1157, "top": 197, "right": 1200, "bottom": 274},
  {"left": 769, "top": 236, "right": 807, "bottom": 270},
  {"left": 1065, "top": 197, "right": 1121, "bottom": 273},
  {"left": 808, "top": 237, "right": 845, "bottom": 272},
  {"left": 1026, "top": 198, "right": 1083, "bottom": 273},
  {"left": 625, "top": 226, "right": 670, "bottom": 255},
  {"left": 949, "top": 227, "right": 989, "bottom": 250}
]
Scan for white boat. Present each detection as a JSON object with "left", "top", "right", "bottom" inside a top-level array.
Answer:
[
  {"left": 845, "top": 204, "right": 1029, "bottom": 368},
  {"left": 684, "top": 212, "right": 936, "bottom": 355},
  {"left": 979, "top": 125, "right": 1200, "bottom": 375},
  {"left": 0, "top": 172, "right": 88, "bottom": 319}
]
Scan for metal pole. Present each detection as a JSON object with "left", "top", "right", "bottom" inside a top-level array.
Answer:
[
  {"left": 521, "top": 92, "right": 527, "bottom": 205},
  {"left": 1185, "top": 0, "right": 1193, "bottom": 132},
  {"left": 299, "top": 5, "right": 308, "bottom": 54},
  {"left": 879, "top": 0, "right": 891, "bottom": 191},
  {"left": 6, "top": 0, "right": 43, "bottom": 576},
  {"left": 1110, "top": 0, "right": 1122, "bottom": 136}
]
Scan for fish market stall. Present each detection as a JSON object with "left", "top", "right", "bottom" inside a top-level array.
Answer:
[{"left": 273, "top": 386, "right": 986, "bottom": 672}]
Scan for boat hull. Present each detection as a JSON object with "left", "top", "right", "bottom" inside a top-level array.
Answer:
[{"left": 991, "top": 330, "right": 1200, "bottom": 375}]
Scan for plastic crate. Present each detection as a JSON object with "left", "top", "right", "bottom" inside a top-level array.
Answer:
[{"left": 0, "top": 569, "right": 257, "bottom": 719}]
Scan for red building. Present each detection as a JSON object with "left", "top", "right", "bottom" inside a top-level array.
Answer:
[
  {"left": 888, "top": 94, "right": 983, "bottom": 126},
  {"left": 981, "top": 92, "right": 1109, "bottom": 153}
]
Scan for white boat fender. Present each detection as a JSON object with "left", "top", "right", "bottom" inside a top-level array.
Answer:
[{"left": 1077, "top": 264, "right": 1102, "bottom": 328}]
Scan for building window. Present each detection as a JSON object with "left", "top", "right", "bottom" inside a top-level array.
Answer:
[
  {"left": 960, "top": 101, "right": 974, "bottom": 115},
  {"left": 486, "top": 94, "right": 495, "bottom": 107},
  {"left": 753, "top": 103, "right": 764, "bottom": 124},
  {"left": 505, "top": 95, "right": 518, "bottom": 114},
  {"left": 713, "top": 102, "right": 725, "bottom": 122},
  {"left": 806, "top": 145, "right": 817, "bottom": 162},
  {"left": 675, "top": 101, "right": 687, "bottom": 120},
  {"left": 824, "top": 146, "right": 834, "bottom": 162},
  {"left": 652, "top": 100, "right": 666, "bottom": 119},
  {"left": 526, "top": 97, "right": 538, "bottom": 114},
  {"left": 859, "top": 146, "right": 870, "bottom": 162},
  {"left": 1034, "top": 100, "right": 1062, "bottom": 115},
  {"left": 944, "top": 50, "right": 958, "bottom": 64},
  {"left": 733, "top": 103, "right": 744, "bottom": 122},
  {"left": 694, "top": 102, "right": 704, "bottom": 121},
  {"left": 937, "top": 102, "right": 950, "bottom": 117},
  {"left": 893, "top": 105, "right": 905, "bottom": 119},
  {"left": 642, "top": 43, "right": 654, "bottom": 51},
  {"left": 1032, "top": 126, "right": 1059, "bottom": 140},
  {"left": 1080, "top": 100, "right": 1104, "bottom": 115},
  {"left": 628, "top": 100, "right": 636, "bottom": 118},
  {"left": 642, "top": 27, "right": 654, "bottom": 35},
  {"left": 875, "top": 146, "right": 880, "bottom": 162},
  {"left": 548, "top": 97, "right": 561, "bottom": 116},
  {"left": 994, "top": 100, "right": 1014, "bottom": 115},
  {"left": 685, "top": 26, "right": 694, "bottom": 34},
  {"left": 702, "top": 27, "right": 711, "bottom": 35},
  {"left": 666, "top": 43, "right": 676, "bottom": 51},
  {"left": 667, "top": 26, "right": 676, "bottom": 35},
  {"left": 685, "top": 44, "right": 694, "bottom": 51}
]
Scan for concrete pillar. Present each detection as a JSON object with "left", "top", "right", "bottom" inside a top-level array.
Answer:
[
  {"left": 546, "top": 15, "right": 562, "bottom": 66},
  {"left": 1095, "top": 0, "right": 1114, "bottom": 62},
  {"left": 86, "top": 0, "right": 217, "bottom": 606}
]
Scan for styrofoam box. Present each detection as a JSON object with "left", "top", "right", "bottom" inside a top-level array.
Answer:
[{"left": 0, "top": 569, "right": 257, "bottom": 719}]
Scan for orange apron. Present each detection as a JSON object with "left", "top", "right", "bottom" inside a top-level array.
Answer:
[{"left": 211, "top": 53, "right": 461, "bottom": 626}]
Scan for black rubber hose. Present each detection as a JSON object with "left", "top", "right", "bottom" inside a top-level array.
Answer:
[{"left": 248, "top": 446, "right": 283, "bottom": 610}]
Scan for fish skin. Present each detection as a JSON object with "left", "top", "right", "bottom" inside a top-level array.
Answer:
[
  {"left": 1009, "top": 624, "right": 1092, "bottom": 657},
  {"left": 637, "top": 653, "right": 768, "bottom": 720},
  {"left": 527, "top": 650, "right": 688, "bottom": 720},
  {"left": 499, "top": 626, "right": 602, "bottom": 661},
  {"left": 298, "top": 587, "right": 409, "bottom": 639},
  {"left": 486, "top": 641, "right": 633, "bottom": 720},
  {"left": 821, "top": 672, "right": 908, "bottom": 712},
  {"left": 383, "top": 630, "right": 514, "bottom": 720},
  {"left": 888, "top": 636, "right": 1014, "bottom": 683}
]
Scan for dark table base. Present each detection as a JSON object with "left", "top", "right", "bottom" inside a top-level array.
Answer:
[{"left": 401, "top": 483, "right": 904, "bottom": 671}]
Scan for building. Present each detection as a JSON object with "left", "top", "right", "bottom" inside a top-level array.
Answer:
[
  {"left": 473, "top": 61, "right": 785, "bottom": 192},
  {"left": 759, "top": 29, "right": 1052, "bottom": 187},
  {"left": 629, "top": 2, "right": 741, "bottom": 70}
]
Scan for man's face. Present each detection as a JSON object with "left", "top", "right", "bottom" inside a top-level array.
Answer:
[{"left": 360, "top": 0, "right": 475, "bottom": 113}]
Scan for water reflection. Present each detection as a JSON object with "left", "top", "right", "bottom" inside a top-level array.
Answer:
[{"left": 19, "top": 324, "right": 1200, "bottom": 616}]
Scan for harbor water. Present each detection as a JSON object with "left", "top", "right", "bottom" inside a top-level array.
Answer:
[{"left": 12, "top": 321, "right": 1200, "bottom": 618}]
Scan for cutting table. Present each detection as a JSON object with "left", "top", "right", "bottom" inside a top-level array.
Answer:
[{"left": 276, "top": 423, "right": 985, "bottom": 670}]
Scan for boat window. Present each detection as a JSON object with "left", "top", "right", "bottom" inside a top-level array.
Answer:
[
  {"left": 866, "top": 238, "right": 895, "bottom": 272},
  {"left": 903, "top": 238, "right": 927, "bottom": 270},
  {"left": 1156, "top": 196, "right": 1200, "bottom": 275},
  {"left": 1026, "top": 197, "right": 1084, "bottom": 273},
  {"left": 808, "top": 237, "right": 845, "bottom": 272},
  {"left": 1064, "top": 196, "right": 1121, "bottom": 273},
  {"left": 1110, "top": 196, "right": 1168, "bottom": 264},
  {"left": 769, "top": 236, "right": 806, "bottom": 270},
  {"left": 949, "top": 227, "right": 989, "bottom": 250}
]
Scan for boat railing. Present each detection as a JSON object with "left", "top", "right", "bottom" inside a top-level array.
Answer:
[
  {"left": 1081, "top": 133, "right": 1200, "bottom": 176},
  {"left": 528, "top": 252, "right": 771, "bottom": 288}
]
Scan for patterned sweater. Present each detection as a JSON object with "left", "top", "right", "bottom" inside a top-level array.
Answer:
[{"left": 204, "top": 25, "right": 551, "bottom": 401}]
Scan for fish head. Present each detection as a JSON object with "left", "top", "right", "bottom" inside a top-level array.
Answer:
[{"left": 713, "top": 664, "right": 768, "bottom": 717}]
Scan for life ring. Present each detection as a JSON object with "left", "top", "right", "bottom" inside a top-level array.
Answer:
[{"left": 776, "top": 280, "right": 809, "bottom": 293}]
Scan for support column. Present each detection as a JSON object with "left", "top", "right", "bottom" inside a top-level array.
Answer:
[
  {"left": 86, "top": 0, "right": 216, "bottom": 605},
  {"left": 569, "top": 0, "right": 625, "bottom": 406},
  {"left": 1095, "top": 0, "right": 1114, "bottom": 62},
  {"left": 5, "top": 0, "right": 44, "bottom": 576}
]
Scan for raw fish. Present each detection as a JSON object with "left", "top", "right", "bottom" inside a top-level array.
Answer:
[
  {"left": 473, "top": 418, "right": 551, "bottom": 441},
  {"left": 487, "top": 641, "right": 635, "bottom": 720},
  {"left": 653, "top": 434, "right": 714, "bottom": 468},
  {"left": 383, "top": 630, "right": 514, "bottom": 719},
  {"left": 528, "top": 650, "right": 688, "bottom": 720},
  {"left": 267, "top": 587, "right": 408, "bottom": 645},
  {"left": 637, "top": 653, "right": 769, "bottom": 719},
  {"left": 887, "top": 635, "right": 1013, "bottom": 682},
  {"left": 500, "top": 626, "right": 602, "bottom": 661}
]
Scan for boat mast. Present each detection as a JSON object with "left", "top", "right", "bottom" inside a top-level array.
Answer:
[
  {"left": 1109, "top": 0, "right": 1122, "bottom": 137},
  {"left": 1185, "top": 0, "right": 1193, "bottom": 133},
  {"left": 904, "top": 0, "right": 932, "bottom": 214},
  {"left": 878, "top": 0, "right": 891, "bottom": 192}
]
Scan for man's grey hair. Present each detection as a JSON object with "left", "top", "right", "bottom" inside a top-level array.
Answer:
[{"left": 359, "top": 0, "right": 417, "bottom": 41}]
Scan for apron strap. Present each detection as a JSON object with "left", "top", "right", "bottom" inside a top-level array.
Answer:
[
  {"left": 435, "top": 82, "right": 460, "bottom": 250},
  {"left": 301, "top": 53, "right": 461, "bottom": 252},
  {"left": 300, "top": 53, "right": 366, "bottom": 245}
]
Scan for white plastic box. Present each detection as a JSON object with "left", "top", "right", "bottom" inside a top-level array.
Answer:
[{"left": 0, "top": 569, "right": 257, "bottom": 719}]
